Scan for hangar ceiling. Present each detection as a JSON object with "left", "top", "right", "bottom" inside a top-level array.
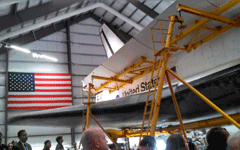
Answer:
[{"left": 0, "top": 0, "right": 176, "bottom": 45}]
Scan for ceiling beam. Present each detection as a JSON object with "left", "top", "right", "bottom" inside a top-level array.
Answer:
[
  {"left": 9, "top": 13, "right": 92, "bottom": 46},
  {"left": 127, "top": 0, "right": 159, "bottom": 19},
  {"left": 91, "top": 14, "right": 132, "bottom": 43},
  {"left": 0, "top": 0, "right": 84, "bottom": 32}
]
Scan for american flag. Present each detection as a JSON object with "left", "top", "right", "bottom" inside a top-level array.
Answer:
[{"left": 8, "top": 72, "right": 72, "bottom": 110}]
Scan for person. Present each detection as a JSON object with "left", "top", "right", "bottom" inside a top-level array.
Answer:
[
  {"left": 11, "top": 140, "right": 19, "bottom": 150},
  {"left": 8, "top": 143, "right": 13, "bottom": 150},
  {"left": 56, "top": 136, "right": 64, "bottom": 150},
  {"left": 138, "top": 136, "right": 156, "bottom": 150},
  {"left": 166, "top": 134, "right": 189, "bottom": 150},
  {"left": 0, "top": 132, "right": 8, "bottom": 150},
  {"left": 227, "top": 130, "right": 240, "bottom": 150},
  {"left": 16, "top": 130, "right": 32, "bottom": 150},
  {"left": 206, "top": 127, "right": 229, "bottom": 150},
  {"left": 43, "top": 140, "right": 51, "bottom": 150},
  {"left": 80, "top": 128, "right": 108, "bottom": 150}
]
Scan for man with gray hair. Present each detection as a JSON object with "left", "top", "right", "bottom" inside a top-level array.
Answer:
[
  {"left": 227, "top": 130, "right": 240, "bottom": 150},
  {"left": 81, "top": 128, "right": 109, "bottom": 150}
]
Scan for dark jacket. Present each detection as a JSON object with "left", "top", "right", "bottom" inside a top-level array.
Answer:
[
  {"left": 55, "top": 143, "right": 64, "bottom": 150},
  {"left": 16, "top": 142, "right": 32, "bottom": 150}
]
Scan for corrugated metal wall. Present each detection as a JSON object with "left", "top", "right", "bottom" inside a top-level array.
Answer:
[{"left": 1, "top": 18, "right": 107, "bottom": 149}]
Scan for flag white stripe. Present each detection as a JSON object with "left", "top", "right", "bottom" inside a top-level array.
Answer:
[
  {"left": 35, "top": 76, "right": 71, "bottom": 79},
  {"left": 35, "top": 81, "right": 71, "bottom": 84},
  {"left": 35, "top": 87, "right": 71, "bottom": 89},
  {"left": 8, "top": 103, "right": 72, "bottom": 107},
  {"left": 8, "top": 97, "right": 72, "bottom": 101},
  {"left": 8, "top": 92, "right": 72, "bottom": 95}
]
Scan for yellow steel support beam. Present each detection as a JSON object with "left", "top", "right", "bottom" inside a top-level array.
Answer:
[
  {"left": 129, "top": 66, "right": 153, "bottom": 73},
  {"left": 171, "top": 0, "right": 239, "bottom": 45},
  {"left": 92, "top": 75, "right": 133, "bottom": 84},
  {"left": 165, "top": 71, "right": 187, "bottom": 140},
  {"left": 94, "top": 56, "right": 147, "bottom": 92},
  {"left": 166, "top": 68, "right": 240, "bottom": 129},
  {"left": 150, "top": 15, "right": 178, "bottom": 136},
  {"left": 109, "top": 60, "right": 161, "bottom": 94},
  {"left": 177, "top": 4, "right": 240, "bottom": 26},
  {"left": 162, "top": 113, "right": 240, "bottom": 132},
  {"left": 192, "top": 24, "right": 234, "bottom": 50},
  {"left": 201, "top": 26, "right": 219, "bottom": 32},
  {"left": 90, "top": 113, "right": 119, "bottom": 148},
  {"left": 106, "top": 129, "right": 169, "bottom": 138},
  {"left": 186, "top": 28, "right": 201, "bottom": 52}
]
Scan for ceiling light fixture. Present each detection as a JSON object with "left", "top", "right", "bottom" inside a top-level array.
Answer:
[
  {"left": 32, "top": 53, "right": 58, "bottom": 62},
  {"left": 5, "top": 44, "right": 31, "bottom": 53}
]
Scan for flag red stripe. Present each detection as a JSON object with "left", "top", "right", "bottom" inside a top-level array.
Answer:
[
  {"left": 35, "top": 89, "right": 72, "bottom": 92},
  {"left": 8, "top": 106, "right": 69, "bottom": 110},
  {"left": 35, "top": 78, "right": 71, "bottom": 81},
  {"left": 34, "top": 73, "right": 71, "bottom": 76},
  {"left": 35, "top": 84, "right": 71, "bottom": 87},
  {"left": 8, "top": 100, "right": 72, "bottom": 104},
  {"left": 8, "top": 95, "right": 72, "bottom": 98}
]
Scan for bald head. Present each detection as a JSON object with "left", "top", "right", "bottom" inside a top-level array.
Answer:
[
  {"left": 227, "top": 131, "right": 240, "bottom": 150},
  {"left": 81, "top": 128, "right": 108, "bottom": 150}
]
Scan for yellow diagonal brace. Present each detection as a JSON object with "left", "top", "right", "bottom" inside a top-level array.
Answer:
[
  {"left": 192, "top": 24, "right": 234, "bottom": 49},
  {"left": 177, "top": 4, "right": 240, "bottom": 26},
  {"left": 171, "top": 0, "right": 239, "bottom": 45},
  {"left": 92, "top": 75, "right": 133, "bottom": 84},
  {"left": 166, "top": 68, "right": 240, "bottom": 129}
]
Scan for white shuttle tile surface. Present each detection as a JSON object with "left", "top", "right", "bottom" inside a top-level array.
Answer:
[{"left": 0, "top": 87, "right": 5, "bottom": 97}]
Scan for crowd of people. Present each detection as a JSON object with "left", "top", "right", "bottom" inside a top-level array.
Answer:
[
  {"left": 1, "top": 127, "right": 240, "bottom": 150},
  {"left": 0, "top": 130, "right": 66, "bottom": 150}
]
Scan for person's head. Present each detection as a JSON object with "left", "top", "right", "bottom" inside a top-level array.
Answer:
[
  {"left": 139, "top": 136, "right": 156, "bottom": 150},
  {"left": 44, "top": 140, "right": 51, "bottom": 149},
  {"left": 8, "top": 143, "right": 13, "bottom": 150},
  {"left": 18, "top": 130, "right": 28, "bottom": 143},
  {"left": 206, "top": 127, "right": 229, "bottom": 149},
  {"left": 12, "top": 140, "right": 18, "bottom": 146},
  {"left": 166, "top": 134, "right": 189, "bottom": 150},
  {"left": 56, "top": 136, "right": 63, "bottom": 144},
  {"left": 81, "top": 128, "right": 108, "bottom": 150},
  {"left": 227, "top": 130, "right": 240, "bottom": 150}
]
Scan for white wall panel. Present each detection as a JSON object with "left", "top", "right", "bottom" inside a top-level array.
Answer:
[
  {"left": 0, "top": 62, "right": 6, "bottom": 72},
  {"left": 0, "top": 87, "right": 5, "bottom": 97},
  {"left": 72, "top": 87, "right": 82, "bottom": 97},
  {"left": 70, "top": 25, "right": 100, "bottom": 35},
  {"left": 72, "top": 65, "right": 96, "bottom": 75},
  {"left": 72, "top": 55, "right": 106, "bottom": 65},
  {"left": 9, "top": 51, "right": 68, "bottom": 63},
  {"left": 0, "top": 74, "right": 5, "bottom": 85},
  {"left": 0, "top": 98, "right": 5, "bottom": 110},
  {"left": 0, "top": 112, "right": 5, "bottom": 123},
  {"left": 0, "top": 125, "right": 5, "bottom": 136},
  {"left": 71, "top": 34, "right": 102, "bottom": 45},
  {"left": 9, "top": 62, "right": 68, "bottom": 73},
  {"left": 0, "top": 53, "right": 6, "bottom": 60},
  {"left": 25, "top": 41, "right": 67, "bottom": 52},
  {"left": 72, "top": 76, "right": 85, "bottom": 86},
  {"left": 72, "top": 98, "right": 84, "bottom": 105},
  {"left": 71, "top": 44, "right": 106, "bottom": 55},
  {"left": 8, "top": 126, "right": 71, "bottom": 137},
  {"left": 79, "top": 18, "right": 101, "bottom": 26},
  {"left": 41, "top": 32, "right": 67, "bottom": 42}
]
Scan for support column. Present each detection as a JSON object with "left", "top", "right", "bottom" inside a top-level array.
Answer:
[
  {"left": 4, "top": 48, "right": 9, "bottom": 144},
  {"left": 125, "top": 138, "right": 130, "bottom": 150},
  {"left": 66, "top": 19, "right": 75, "bottom": 148}
]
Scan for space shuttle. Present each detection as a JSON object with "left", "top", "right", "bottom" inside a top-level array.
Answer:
[{"left": 8, "top": 0, "right": 240, "bottom": 136}]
